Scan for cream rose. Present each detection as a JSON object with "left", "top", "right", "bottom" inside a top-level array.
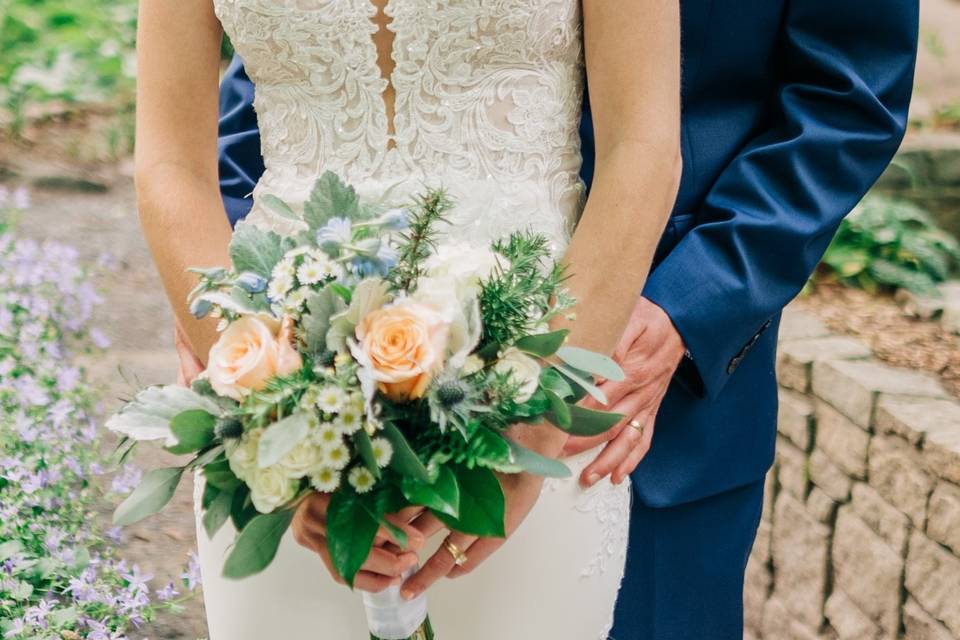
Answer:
[
  {"left": 225, "top": 430, "right": 260, "bottom": 482},
  {"left": 278, "top": 441, "right": 326, "bottom": 479},
  {"left": 355, "top": 301, "right": 450, "bottom": 402},
  {"left": 205, "top": 315, "right": 303, "bottom": 401},
  {"left": 248, "top": 465, "right": 298, "bottom": 514},
  {"left": 424, "top": 241, "right": 503, "bottom": 295},
  {"left": 494, "top": 347, "right": 542, "bottom": 402}
]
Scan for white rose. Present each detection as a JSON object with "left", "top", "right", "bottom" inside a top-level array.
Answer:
[
  {"left": 247, "top": 465, "right": 298, "bottom": 514},
  {"left": 494, "top": 347, "right": 542, "bottom": 403},
  {"left": 278, "top": 441, "right": 326, "bottom": 479},
  {"left": 225, "top": 430, "right": 261, "bottom": 482},
  {"left": 424, "top": 242, "right": 504, "bottom": 295},
  {"left": 413, "top": 275, "right": 482, "bottom": 370}
]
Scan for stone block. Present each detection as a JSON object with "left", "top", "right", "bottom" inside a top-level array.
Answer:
[
  {"left": 762, "top": 468, "right": 776, "bottom": 523},
  {"left": 923, "top": 421, "right": 960, "bottom": 486},
  {"left": 771, "top": 493, "right": 830, "bottom": 628},
  {"left": 779, "top": 307, "right": 831, "bottom": 341},
  {"left": 868, "top": 434, "right": 934, "bottom": 528},
  {"left": 906, "top": 531, "right": 960, "bottom": 636},
  {"left": 927, "top": 481, "right": 960, "bottom": 555},
  {"left": 762, "top": 597, "right": 820, "bottom": 640},
  {"left": 778, "top": 337, "right": 871, "bottom": 393},
  {"left": 806, "top": 486, "right": 838, "bottom": 524},
  {"left": 876, "top": 396, "right": 960, "bottom": 447},
  {"left": 777, "top": 436, "right": 809, "bottom": 499},
  {"left": 744, "top": 553, "right": 771, "bottom": 633},
  {"left": 824, "top": 589, "right": 881, "bottom": 640},
  {"left": 780, "top": 389, "right": 816, "bottom": 451},
  {"left": 833, "top": 507, "right": 904, "bottom": 638},
  {"left": 754, "top": 518, "right": 772, "bottom": 565},
  {"left": 903, "top": 597, "right": 954, "bottom": 640},
  {"left": 816, "top": 401, "right": 870, "bottom": 479},
  {"left": 812, "top": 360, "right": 947, "bottom": 429},
  {"left": 850, "top": 482, "right": 910, "bottom": 556},
  {"left": 809, "top": 449, "right": 853, "bottom": 502}
]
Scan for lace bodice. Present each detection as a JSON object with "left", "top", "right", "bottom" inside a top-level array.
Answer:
[{"left": 213, "top": 0, "right": 586, "bottom": 249}]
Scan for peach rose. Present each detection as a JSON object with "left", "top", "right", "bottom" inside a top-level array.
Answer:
[
  {"left": 356, "top": 301, "right": 450, "bottom": 402},
  {"left": 205, "top": 315, "right": 303, "bottom": 401}
]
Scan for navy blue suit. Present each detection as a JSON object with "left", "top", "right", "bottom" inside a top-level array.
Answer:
[{"left": 216, "top": 2, "right": 918, "bottom": 636}]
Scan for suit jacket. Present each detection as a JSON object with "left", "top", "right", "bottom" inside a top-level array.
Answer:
[{"left": 216, "top": 0, "right": 919, "bottom": 507}]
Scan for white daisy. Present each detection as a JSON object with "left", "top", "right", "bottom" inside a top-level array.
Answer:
[
  {"left": 348, "top": 466, "right": 376, "bottom": 493},
  {"left": 320, "top": 261, "right": 345, "bottom": 280},
  {"left": 273, "top": 257, "right": 297, "bottom": 279},
  {"left": 268, "top": 272, "right": 294, "bottom": 302},
  {"left": 312, "top": 421, "right": 342, "bottom": 450},
  {"left": 310, "top": 467, "right": 341, "bottom": 493},
  {"left": 370, "top": 437, "right": 393, "bottom": 468},
  {"left": 325, "top": 443, "right": 351, "bottom": 470},
  {"left": 316, "top": 385, "right": 348, "bottom": 414},
  {"left": 285, "top": 287, "right": 309, "bottom": 310},
  {"left": 297, "top": 260, "right": 327, "bottom": 285}
]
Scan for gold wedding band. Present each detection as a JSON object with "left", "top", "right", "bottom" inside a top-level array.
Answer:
[
  {"left": 629, "top": 419, "right": 645, "bottom": 435},
  {"left": 443, "top": 539, "right": 469, "bottom": 567}
]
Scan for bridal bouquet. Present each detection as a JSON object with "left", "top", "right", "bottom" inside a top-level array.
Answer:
[{"left": 107, "top": 172, "right": 623, "bottom": 640}]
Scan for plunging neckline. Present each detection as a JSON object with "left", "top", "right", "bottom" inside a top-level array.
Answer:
[{"left": 369, "top": 0, "right": 398, "bottom": 151}]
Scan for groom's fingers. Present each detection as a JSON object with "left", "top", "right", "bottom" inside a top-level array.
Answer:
[
  {"left": 407, "top": 510, "right": 447, "bottom": 540},
  {"left": 400, "top": 533, "right": 476, "bottom": 600}
]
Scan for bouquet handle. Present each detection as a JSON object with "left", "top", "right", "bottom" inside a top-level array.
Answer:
[{"left": 363, "top": 566, "right": 432, "bottom": 640}]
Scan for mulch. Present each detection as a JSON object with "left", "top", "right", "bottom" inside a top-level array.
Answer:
[{"left": 798, "top": 283, "right": 960, "bottom": 399}]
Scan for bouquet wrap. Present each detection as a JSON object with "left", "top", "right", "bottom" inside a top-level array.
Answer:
[{"left": 362, "top": 567, "right": 429, "bottom": 640}]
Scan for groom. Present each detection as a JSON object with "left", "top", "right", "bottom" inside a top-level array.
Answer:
[{"left": 210, "top": 2, "right": 919, "bottom": 637}]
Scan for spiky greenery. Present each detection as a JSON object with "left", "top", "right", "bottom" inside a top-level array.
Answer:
[
  {"left": 387, "top": 189, "right": 454, "bottom": 292},
  {"left": 478, "top": 232, "right": 570, "bottom": 351}
]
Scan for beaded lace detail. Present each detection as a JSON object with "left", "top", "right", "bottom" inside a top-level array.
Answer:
[{"left": 213, "top": 0, "right": 587, "bottom": 249}]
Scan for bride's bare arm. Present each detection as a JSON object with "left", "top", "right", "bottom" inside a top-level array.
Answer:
[
  {"left": 135, "top": 0, "right": 233, "bottom": 362},
  {"left": 560, "top": 0, "right": 682, "bottom": 355}
]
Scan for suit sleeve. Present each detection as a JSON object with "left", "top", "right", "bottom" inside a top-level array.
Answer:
[
  {"left": 218, "top": 56, "right": 265, "bottom": 226},
  {"left": 643, "top": 0, "right": 919, "bottom": 399}
]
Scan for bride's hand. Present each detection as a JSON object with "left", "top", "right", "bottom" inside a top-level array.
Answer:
[
  {"left": 399, "top": 471, "right": 545, "bottom": 601},
  {"left": 292, "top": 492, "right": 426, "bottom": 593},
  {"left": 174, "top": 319, "right": 205, "bottom": 386}
]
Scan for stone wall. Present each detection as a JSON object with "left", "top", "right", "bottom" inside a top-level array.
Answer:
[{"left": 745, "top": 305, "right": 960, "bottom": 640}]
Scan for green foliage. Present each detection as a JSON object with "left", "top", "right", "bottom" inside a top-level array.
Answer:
[
  {"left": 386, "top": 188, "right": 454, "bottom": 292},
  {"left": 818, "top": 195, "right": 960, "bottom": 295}
]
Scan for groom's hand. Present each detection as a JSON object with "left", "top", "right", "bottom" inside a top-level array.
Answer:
[
  {"left": 563, "top": 297, "right": 685, "bottom": 486},
  {"left": 292, "top": 493, "right": 426, "bottom": 593}
]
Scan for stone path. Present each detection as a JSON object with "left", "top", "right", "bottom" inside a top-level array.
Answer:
[{"left": 17, "top": 177, "right": 209, "bottom": 639}]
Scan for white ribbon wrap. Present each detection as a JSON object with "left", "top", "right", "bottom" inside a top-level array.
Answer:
[{"left": 362, "top": 566, "right": 429, "bottom": 639}]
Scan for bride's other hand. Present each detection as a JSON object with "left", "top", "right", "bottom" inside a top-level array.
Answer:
[
  {"left": 174, "top": 319, "right": 205, "bottom": 387},
  {"left": 563, "top": 297, "right": 686, "bottom": 487},
  {"left": 292, "top": 493, "right": 426, "bottom": 593},
  {"left": 399, "top": 471, "right": 544, "bottom": 601}
]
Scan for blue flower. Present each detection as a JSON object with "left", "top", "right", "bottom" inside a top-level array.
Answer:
[{"left": 316, "top": 217, "right": 353, "bottom": 253}]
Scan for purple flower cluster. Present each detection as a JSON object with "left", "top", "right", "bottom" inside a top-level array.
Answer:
[{"left": 0, "top": 193, "right": 199, "bottom": 639}]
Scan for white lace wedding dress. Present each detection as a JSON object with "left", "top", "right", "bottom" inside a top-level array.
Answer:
[{"left": 196, "top": 1, "right": 630, "bottom": 638}]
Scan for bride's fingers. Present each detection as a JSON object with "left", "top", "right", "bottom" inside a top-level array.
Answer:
[
  {"left": 312, "top": 538, "right": 404, "bottom": 592},
  {"left": 407, "top": 510, "right": 447, "bottom": 540},
  {"left": 446, "top": 537, "right": 503, "bottom": 579},
  {"left": 361, "top": 547, "right": 420, "bottom": 578},
  {"left": 579, "top": 395, "right": 649, "bottom": 488},
  {"left": 611, "top": 408, "right": 657, "bottom": 484},
  {"left": 400, "top": 533, "right": 477, "bottom": 601},
  {"left": 373, "top": 514, "right": 426, "bottom": 551}
]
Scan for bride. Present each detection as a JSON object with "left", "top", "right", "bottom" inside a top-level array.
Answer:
[{"left": 134, "top": 1, "right": 680, "bottom": 638}]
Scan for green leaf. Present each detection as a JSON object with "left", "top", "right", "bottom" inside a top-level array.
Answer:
[
  {"left": 353, "top": 430, "right": 382, "bottom": 480},
  {"left": 303, "top": 171, "right": 362, "bottom": 229},
  {"left": 554, "top": 364, "right": 607, "bottom": 404},
  {"left": 202, "top": 482, "right": 221, "bottom": 510},
  {"left": 261, "top": 193, "right": 300, "bottom": 220},
  {"left": 229, "top": 222, "right": 284, "bottom": 278},
  {"left": 515, "top": 329, "right": 569, "bottom": 357},
  {"left": 539, "top": 367, "right": 574, "bottom": 399},
  {"left": 302, "top": 286, "right": 347, "bottom": 354},
  {"left": 358, "top": 492, "right": 408, "bottom": 549},
  {"left": 543, "top": 388, "right": 572, "bottom": 428},
  {"left": 106, "top": 384, "right": 223, "bottom": 444},
  {"left": 166, "top": 410, "right": 217, "bottom": 455},
  {"left": 222, "top": 509, "right": 295, "bottom": 579},
  {"left": 506, "top": 441, "right": 571, "bottom": 478},
  {"left": 401, "top": 465, "right": 460, "bottom": 518},
  {"left": 558, "top": 405, "right": 624, "bottom": 437},
  {"left": 258, "top": 412, "right": 312, "bottom": 468},
  {"left": 205, "top": 459, "right": 242, "bottom": 491},
  {"left": 113, "top": 467, "right": 184, "bottom": 526},
  {"left": 195, "top": 287, "right": 269, "bottom": 316},
  {"left": 230, "top": 486, "right": 259, "bottom": 531},
  {"left": 326, "top": 491, "right": 380, "bottom": 587},
  {"left": 433, "top": 466, "right": 505, "bottom": 538},
  {"left": 556, "top": 346, "right": 625, "bottom": 382},
  {"left": 381, "top": 421, "right": 430, "bottom": 482},
  {"left": 203, "top": 487, "right": 234, "bottom": 539}
]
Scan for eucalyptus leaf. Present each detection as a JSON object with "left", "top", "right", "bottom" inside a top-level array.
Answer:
[
  {"left": 258, "top": 412, "right": 313, "bottom": 468},
  {"left": 554, "top": 364, "right": 607, "bottom": 405},
  {"left": 433, "top": 466, "right": 505, "bottom": 538},
  {"left": 261, "top": 193, "right": 300, "bottom": 221},
  {"left": 561, "top": 405, "right": 624, "bottom": 437},
  {"left": 326, "top": 491, "right": 380, "bottom": 587},
  {"left": 515, "top": 329, "right": 569, "bottom": 357},
  {"left": 556, "top": 346, "right": 625, "bottom": 382},
  {"left": 507, "top": 441, "right": 571, "bottom": 478},
  {"left": 539, "top": 367, "right": 574, "bottom": 399},
  {"left": 195, "top": 287, "right": 268, "bottom": 316},
  {"left": 401, "top": 465, "right": 460, "bottom": 518},
  {"left": 203, "top": 487, "right": 235, "bottom": 539},
  {"left": 543, "top": 389, "right": 572, "bottom": 428},
  {"left": 204, "top": 459, "right": 243, "bottom": 491},
  {"left": 113, "top": 467, "right": 184, "bottom": 526},
  {"left": 222, "top": 509, "right": 295, "bottom": 579}
]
